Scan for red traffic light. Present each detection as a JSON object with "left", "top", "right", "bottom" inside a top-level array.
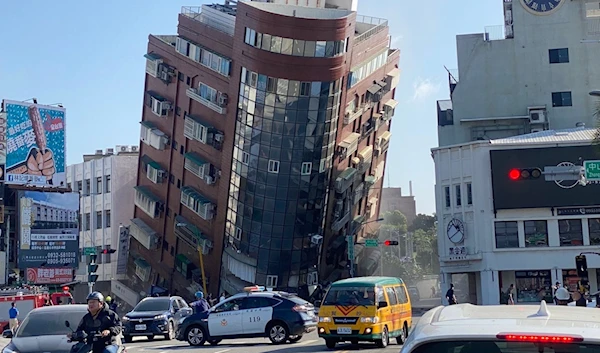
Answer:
[
  {"left": 384, "top": 240, "right": 399, "bottom": 246},
  {"left": 508, "top": 168, "right": 542, "bottom": 181},
  {"left": 101, "top": 249, "right": 116, "bottom": 254},
  {"left": 509, "top": 169, "right": 520, "bottom": 180}
]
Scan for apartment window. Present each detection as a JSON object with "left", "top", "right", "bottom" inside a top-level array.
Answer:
[
  {"left": 96, "top": 211, "right": 102, "bottom": 229},
  {"left": 495, "top": 221, "right": 518, "bottom": 248},
  {"left": 266, "top": 275, "right": 278, "bottom": 288},
  {"left": 444, "top": 186, "right": 451, "bottom": 208},
  {"left": 524, "top": 220, "right": 548, "bottom": 247},
  {"left": 301, "top": 162, "right": 312, "bottom": 175},
  {"left": 268, "top": 160, "right": 280, "bottom": 173},
  {"left": 300, "top": 82, "right": 311, "bottom": 96},
  {"left": 178, "top": 72, "right": 184, "bottom": 82},
  {"left": 105, "top": 175, "right": 111, "bottom": 193},
  {"left": 559, "top": 219, "right": 583, "bottom": 246},
  {"left": 84, "top": 213, "right": 91, "bottom": 231},
  {"left": 242, "top": 152, "right": 250, "bottom": 165},
  {"left": 549, "top": 48, "right": 569, "bottom": 64},
  {"left": 235, "top": 227, "right": 242, "bottom": 241},
  {"left": 455, "top": 185, "right": 462, "bottom": 206},
  {"left": 96, "top": 177, "right": 102, "bottom": 194},
  {"left": 84, "top": 179, "right": 91, "bottom": 195},
  {"left": 552, "top": 91, "right": 572, "bottom": 107},
  {"left": 67, "top": 182, "right": 71, "bottom": 191},
  {"left": 77, "top": 181, "right": 82, "bottom": 193},
  {"left": 198, "top": 83, "right": 219, "bottom": 104},
  {"left": 589, "top": 219, "right": 600, "bottom": 245},
  {"left": 105, "top": 210, "right": 111, "bottom": 228},
  {"left": 466, "top": 183, "right": 473, "bottom": 205}
]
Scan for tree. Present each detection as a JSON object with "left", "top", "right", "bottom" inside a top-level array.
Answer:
[
  {"left": 381, "top": 210, "right": 408, "bottom": 234},
  {"left": 412, "top": 228, "right": 440, "bottom": 274},
  {"left": 409, "top": 214, "right": 436, "bottom": 232}
]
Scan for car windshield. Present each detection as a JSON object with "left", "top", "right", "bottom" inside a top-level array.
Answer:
[
  {"left": 412, "top": 340, "right": 600, "bottom": 353},
  {"left": 133, "top": 299, "right": 170, "bottom": 312},
  {"left": 16, "top": 310, "right": 86, "bottom": 337},
  {"left": 323, "top": 287, "right": 375, "bottom": 306}
]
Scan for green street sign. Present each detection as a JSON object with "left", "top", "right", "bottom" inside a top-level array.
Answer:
[
  {"left": 84, "top": 247, "right": 97, "bottom": 256},
  {"left": 365, "top": 239, "right": 379, "bottom": 247},
  {"left": 584, "top": 160, "right": 600, "bottom": 181}
]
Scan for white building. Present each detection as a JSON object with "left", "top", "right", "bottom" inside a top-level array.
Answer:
[
  {"left": 437, "top": 0, "right": 600, "bottom": 147},
  {"left": 66, "top": 146, "right": 139, "bottom": 282},
  {"left": 433, "top": 127, "right": 600, "bottom": 305},
  {"left": 31, "top": 200, "right": 78, "bottom": 224}
]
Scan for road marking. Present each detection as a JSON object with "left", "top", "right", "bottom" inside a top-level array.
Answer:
[
  {"left": 126, "top": 346, "right": 138, "bottom": 350},
  {"left": 214, "top": 350, "right": 231, "bottom": 353},
  {"left": 152, "top": 345, "right": 173, "bottom": 349},
  {"left": 297, "top": 339, "right": 318, "bottom": 346}
]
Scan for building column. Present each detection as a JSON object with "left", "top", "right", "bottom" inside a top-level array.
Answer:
[
  {"left": 440, "top": 271, "right": 453, "bottom": 305},
  {"left": 480, "top": 270, "right": 500, "bottom": 305}
]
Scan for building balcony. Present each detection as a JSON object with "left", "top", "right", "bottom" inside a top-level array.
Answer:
[
  {"left": 338, "top": 132, "right": 361, "bottom": 159},
  {"left": 354, "top": 15, "right": 388, "bottom": 44},
  {"left": 335, "top": 167, "right": 357, "bottom": 194},
  {"left": 130, "top": 218, "right": 160, "bottom": 250},
  {"left": 361, "top": 117, "right": 376, "bottom": 137},
  {"left": 181, "top": 5, "right": 235, "bottom": 36},
  {"left": 344, "top": 104, "right": 369, "bottom": 125},
  {"left": 140, "top": 121, "right": 169, "bottom": 151},
  {"left": 332, "top": 211, "right": 351, "bottom": 232},
  {"left": 184, "top": 114, "right": 224, "bottom": 150},
  {"left": 174, "top": 215, "right": 213, "bottom": 254},
  {"left": 376, "top": 131, "right": 392, "bottom": 154},
  {"left": 180, "top": 186, "right": 216, "bottom": 221},
  {"left": 186, "top": 87, "right": 227, "bottom": 115}
]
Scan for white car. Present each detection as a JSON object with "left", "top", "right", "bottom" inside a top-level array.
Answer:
[{"left": 401, "top": 301, "right": 600, "bottom": 353}]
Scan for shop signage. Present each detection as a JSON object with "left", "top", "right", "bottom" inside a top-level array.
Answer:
[
  {"left": 556, "top": 207, "right": 600, "bottom": 216},
  {"left": 111, "top": 280, "right": 140, "bottom": 308}
]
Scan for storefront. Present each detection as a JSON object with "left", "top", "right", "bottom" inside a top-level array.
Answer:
[
  {"left": 562, "top": 269, "right": 581, "bottom": 292},
  {"left": 514, "top": 270, "right": 552, "bottom": 303}
]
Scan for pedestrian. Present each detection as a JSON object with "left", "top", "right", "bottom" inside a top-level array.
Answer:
[
  {"left": 507, "top": 284, "right": 515, "bottom": 305},
  {"left": 445, "top": 284, "right": 457, "bottom": 305},
  {"left": 219, "top": 292, "right": 226, "bottom": 303},
  {"left": 8, "top": 302, "right": 18, "bottom": 334},
  {"left": 552, "top": 282, "right": 561, "bottom": 305},
  {"left": 43, "top": 299, "right": 52, "bottom": 306},
  {"left": 190, "top": 291, "right": 210, "bottom": 315}
]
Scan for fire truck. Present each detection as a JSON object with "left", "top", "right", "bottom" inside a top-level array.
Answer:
[{"left": 0, "top": 285, "right": 74, "bottom": 330}]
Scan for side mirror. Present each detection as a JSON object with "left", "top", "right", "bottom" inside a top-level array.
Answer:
[
  {"left": 65, "top": 320, "right": 71, "bottom": 328},
  {"left": 314, "top": 300, "right": 321, "bottom": 307},
  {"left": 2, "top": 329, "right": 13, "bottom": 338},
  {"left": 378, "top": 301, "right": 388, "bottom": 308}
]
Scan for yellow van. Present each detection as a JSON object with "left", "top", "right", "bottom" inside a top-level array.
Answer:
[{"left": 316, "top": 276, "right": 412, "bottom": 349}]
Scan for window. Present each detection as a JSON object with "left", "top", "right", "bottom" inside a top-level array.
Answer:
[
  {"left": 266, "top": 275, "right": 278, "bottom": 288},
  {"left": 394, "top": 286, "right": 409, "bottom": 304},
  {"left": 184, "top": 116, "right": 208, "bottom": 143},
  {"left": 385, "top": 287, "right": 398, "bottom": 305},
  {"left": 455, "top": 185, "right": 462, "bottom": 206},
  {"left": 96, "top": 177, "right": 102, "bottom": 194},
  {"left": 586, "top": 1, "right": 600, "bottom": 17},
  {"left": 135, "top": 188, "right": 159, "bottom": 219},
  {"left": 198, "top": 82, "right": 219, "bottom": 104},
  {"left": 84, "top": 179, "right": 91, "bottom": 195},
  {"left": 105, "top": 175, "right": 111, "bottom": 193},
  {"left": 524, "top": 220, "right": 548, "bottom": 247},
  {"left": 268, "top": 160, "right": 280, "bottom": 173},
  {"left": 242, "top": 152, "right": 249, "bottom": 165},
  {"left": 559, "top": 219, "right": 583, "bottom": 246},
  {"left": 146, "top": 163, "right": 162, "bottom": 184},
  {"left": 96, "top": 211, "right": 102, "bottom": 229},
  {"left": 147, "top": 93, "right": 171, "bottom": 117},
  {"left": 444, "top": 186, "right": 451, "bottom": 208},
  {"left": 589, "top": 219, "right": 600, "bottom": 245},
  {"left": 184, "top": 154, "right": 208, "bottom": 179},
  {"left": 234, "top": 227, "right": 242, "bottom": 241},
  {"left": 301, "top": 162, "right": 312, "bottom": 175},
  {"left": 300, "top": 82, "right": 311, "bottom": 96},
  {"left": 180, "top": 186, "right": 214, "bottom": 220},
  {"left": 552, "top": 91, "right": 572, "bottom": 107},
  {"left": 549, "top": 48, "right": 569, "bottom": 63},
  {"left": 466, "top": 183, "right": 473, "bottom": 205},
  {"left": 77, "top": 181, "right": 82, "bottom": 193},
  {"left": 495, "top": 221, "right": 518, "bottom": 248},
  {"left": 105, "top": 210, "right": 111, "bottom": 228},
  {"left": 84, "top": 213, "right": 91, "bottom": 231}
]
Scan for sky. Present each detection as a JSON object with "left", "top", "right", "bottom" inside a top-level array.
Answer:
[{"left": 0, "top": 0, "right": 503, "bottom": 215}]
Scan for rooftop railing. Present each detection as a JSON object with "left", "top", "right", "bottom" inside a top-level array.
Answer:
[
  {"left": 355, "top": 15, "right": 388, "bottom": 44},
  {"left": 181, "top": 6, "right": 235, "bottom": 36}
]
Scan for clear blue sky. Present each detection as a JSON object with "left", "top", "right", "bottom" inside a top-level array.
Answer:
[{"left": 0, "top": 0, "right": 503, "bottom": 215}]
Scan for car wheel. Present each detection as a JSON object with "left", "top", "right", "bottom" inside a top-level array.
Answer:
[
  {"left": 123, "top": 335, "right": 133, "bottom": 343},
  {"left": 209, "top": 339, "right": 222, "bottom": 346},
  {"left": 396, "top": 323, "right": 408, "bottom": 345},
  {"left": 267, "top": 322, "right": 289, "bottom": 344},
  {"left": 164, "top": 321, "right": 174, "bottom": 340},
  {"left": 325, "top": 339, "right": 336, "bottom": 349},
  {"left": 288, "top": 334, "right": 303, "bottom": 343},
  {"left": 376, "top": 326, "right": 389, "bottom": 348},
  {"left": 147, "top": 335, "right": 154, "bottom": 340},
  {"left": 185, "top": 325, "right": 207, "bottom": 346}
]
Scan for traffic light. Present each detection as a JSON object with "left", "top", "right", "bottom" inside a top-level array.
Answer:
[
  {"left": 383, "top": 240, "right": 399, "bottom": 246},
  {"left": 101, "top": 249, "right": 116, "bottom": 254},
  {"left": 576, "top": 255, "right": 588, "bottom": 278},
  {"left": 508, "top": 168, "right": 542, "bottom": 181},
  {"left": 88, "top": 254, "right": 98, "bottom": 283}
]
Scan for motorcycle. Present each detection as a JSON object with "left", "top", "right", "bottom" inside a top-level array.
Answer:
[{"left": 65, "top": 321, "right": 126, "bottom": 353}]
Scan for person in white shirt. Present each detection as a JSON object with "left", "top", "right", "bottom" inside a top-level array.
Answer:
[{"left": 219, "top": 292, "right": 226, "bottom": 303}]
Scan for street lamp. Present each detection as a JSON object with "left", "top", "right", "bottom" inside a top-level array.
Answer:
[
  {"left": 175, "top": 222, "right": 208, "bottom": 295},
  {"left": 347, "top": 217, "right": 384, "bottom": 278},
  {"left": 590, "top": 91, "right": 600, "bottom": 97}
]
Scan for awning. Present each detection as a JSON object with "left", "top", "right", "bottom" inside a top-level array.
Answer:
[
  {"left": 338, "top": 167, "right": 357, "bottom": 180},
  {"left": 184, "top": 152, "right": 208, "bottom": 166},
  {"left": 144, "top": 53, "right": 162, "bottom": 61},
  {"left": 130, "top": 218, "right": 158, "bottom": 238},
  {"left": 134, "top": 258, "right": 150, "bottom": 268},
  {"left": 376, "top": 80, "right": 387, "bottom": 88},
  {"left": 384, "top": 99, "right": 398, "bottom": 109},
  {"left": 339, "top": 133, "right": 360, "bottom": 149},
  {"left": 147, "top": 90, "right": 167, "bottom": 101},
  {"left": 358, "top": 145, "right": 373, "bottom": 160},
  {"left": 148, "top": 160, "right": 162, "bottom": 170},
  {"left": 386, "top": 67, "right": 400, "bottom": 78},
  {"left": 181, "top": 186, "right": 211, "bottom": 204},
  {"left": 379, "top": 131, "right": 392, "bottom": 142},
  {"left": 367, "top": 84, "right": 382, "bottom": 95},
  {"left": 176, "top": 253, "right": 191, "bottom": 265},
  {"left": 140, "top": 120, "right": 157, "bottom": 129},
  {"left": 134, "top": 186, "right": 161, "bottom": 202}
]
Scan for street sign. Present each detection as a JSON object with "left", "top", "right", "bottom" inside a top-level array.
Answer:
[
  {"left": 83, "top": 247, "right": 97, "bottom": 256},
  {"left": 365, "top": 239, "right": 379, "bottom": 247},
  {"left": 584, "top": 160, "right": 600, "bottom": 181}
]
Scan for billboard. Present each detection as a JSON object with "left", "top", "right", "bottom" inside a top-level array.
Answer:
[
  {"left": 3, "top": 100, "right": 66, "bottom": 187},
  {"left": 490, "top": 145, "right": 600, "bottom": 210},
  {"left": 19, "top": 191, "right": 79, "bottom": 268},
  {"left": 26, "top": 267, "right": 73, "bottom": 284}
]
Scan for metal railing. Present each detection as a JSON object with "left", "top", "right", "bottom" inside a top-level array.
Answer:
[
  {"left": 355, "top": 15, "right": 388, "bottom": 44},
  {"left": 181, "top": 6, "right": 235, "bottom": 36},
  {"left": 483, "top": 25, "right": 507, "bottom": 41}
]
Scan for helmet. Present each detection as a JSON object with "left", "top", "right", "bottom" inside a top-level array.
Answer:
[
  {"left": 195, "top": 291, "right": 204, "bottom": 299},
  {"left": 86, "top": 291, "right": 105, "bottom": 303},
  {"left": 105, "top": 296, "right": 112, "bottom": 303},
  {"left": 555, "top": 287, "right": 571, "bottom": 301}
]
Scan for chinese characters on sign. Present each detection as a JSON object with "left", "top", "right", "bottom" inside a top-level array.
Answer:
[{"left": 26, "top": 267, "right": 73, "bottom": 284}]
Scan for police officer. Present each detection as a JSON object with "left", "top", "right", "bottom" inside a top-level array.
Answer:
[
  {"left": 555, "top": 287, "right": 571, "bottom": 306},
  {"left": 70, "top": 292, "right": 122, "bottom": 353},
  {"left": 190, "top": 291, "right": 210, "bottom": 315}
]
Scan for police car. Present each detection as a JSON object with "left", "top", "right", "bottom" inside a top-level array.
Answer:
[
  {"left": 401, "top": 301, "right": 600, "bottom": 353},
  {"left": 176, "top": 286, "right": 317, "bottom": 346}
]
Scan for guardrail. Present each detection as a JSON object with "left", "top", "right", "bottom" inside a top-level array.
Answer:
[
  {"left": 483, "top": 25, "right": 506, "bottom": 41},
  {"left": 181, "top": 6, "right": 235, "bottom": 36},
  {"left": 355, "top": 15, "right": 388, "bottom": 44}
]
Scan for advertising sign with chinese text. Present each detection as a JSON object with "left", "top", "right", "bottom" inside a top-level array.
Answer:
[
  {"left": 19, "top": 191, "right": 79, "bottom": 268},
  {"left": 3, "top": 100, "right": 66, "bottom": 187},
  {"left": 26, "top": 267, "right": 73, "bottom": 284},
  {"left": 0, "top": 112, "right": 7, "bottom": 181}
]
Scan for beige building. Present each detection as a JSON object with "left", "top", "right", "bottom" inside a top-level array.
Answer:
[{"left": 380, "top": 186, "right": 416, "bottom": 226}]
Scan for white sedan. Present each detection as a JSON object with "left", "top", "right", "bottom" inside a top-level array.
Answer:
[{"left": 401, "top": 301, "right": 600, "bottom": 353}]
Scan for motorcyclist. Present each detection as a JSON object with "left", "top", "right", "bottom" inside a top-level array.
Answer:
[
  {"left": 190, "top": 291, "right": 210, "bottom": 315},
  {"left": 555, "top": 287, "right": 571, "bottom": 306},
  {"left": 69, "top": 292, "right": 122, "bottom": 353},
  {"left": 105, "top": 296, "right": 118, "bottom": 312}
]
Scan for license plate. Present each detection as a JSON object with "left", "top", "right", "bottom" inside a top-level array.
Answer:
[
  {"left": 135, "top": 324, "right": 146, "bottom": 331},
  {"left": 337, "top": 327, "right": 351, "bottom": 334}
]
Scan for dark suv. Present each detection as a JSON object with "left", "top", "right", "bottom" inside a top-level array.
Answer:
[{"left": 122, "top": 296, "right": 192, "bottom": 342}]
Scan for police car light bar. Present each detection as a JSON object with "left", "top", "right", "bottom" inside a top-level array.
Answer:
[
  {"left": 243, "top": 285, "right": 265, "bottom": 292},
  {"left": 497, "top": 333, "right": 584, "bottom": 343}
]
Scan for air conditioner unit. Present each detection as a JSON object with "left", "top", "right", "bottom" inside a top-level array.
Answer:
[
  {"left": 529, "top": 110, "right": 546, "bottom": 124},
  {"left": 311, "top": 234, "right": 323, "bottom": 246},
  {"left": 159, "top": 70, "right": 169, "bottom": 81},
  {"left": 130, "top": 146, "right": 139, "bottom": 152},
  {"left": 218, "top": 94, "right": 229, "bottom": 107},
  {"left": 205, "top": 175, "right": 215, "bottom": 185},
  {"left": 119, "top": 146, "right": 129, "bottom": 152}
]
